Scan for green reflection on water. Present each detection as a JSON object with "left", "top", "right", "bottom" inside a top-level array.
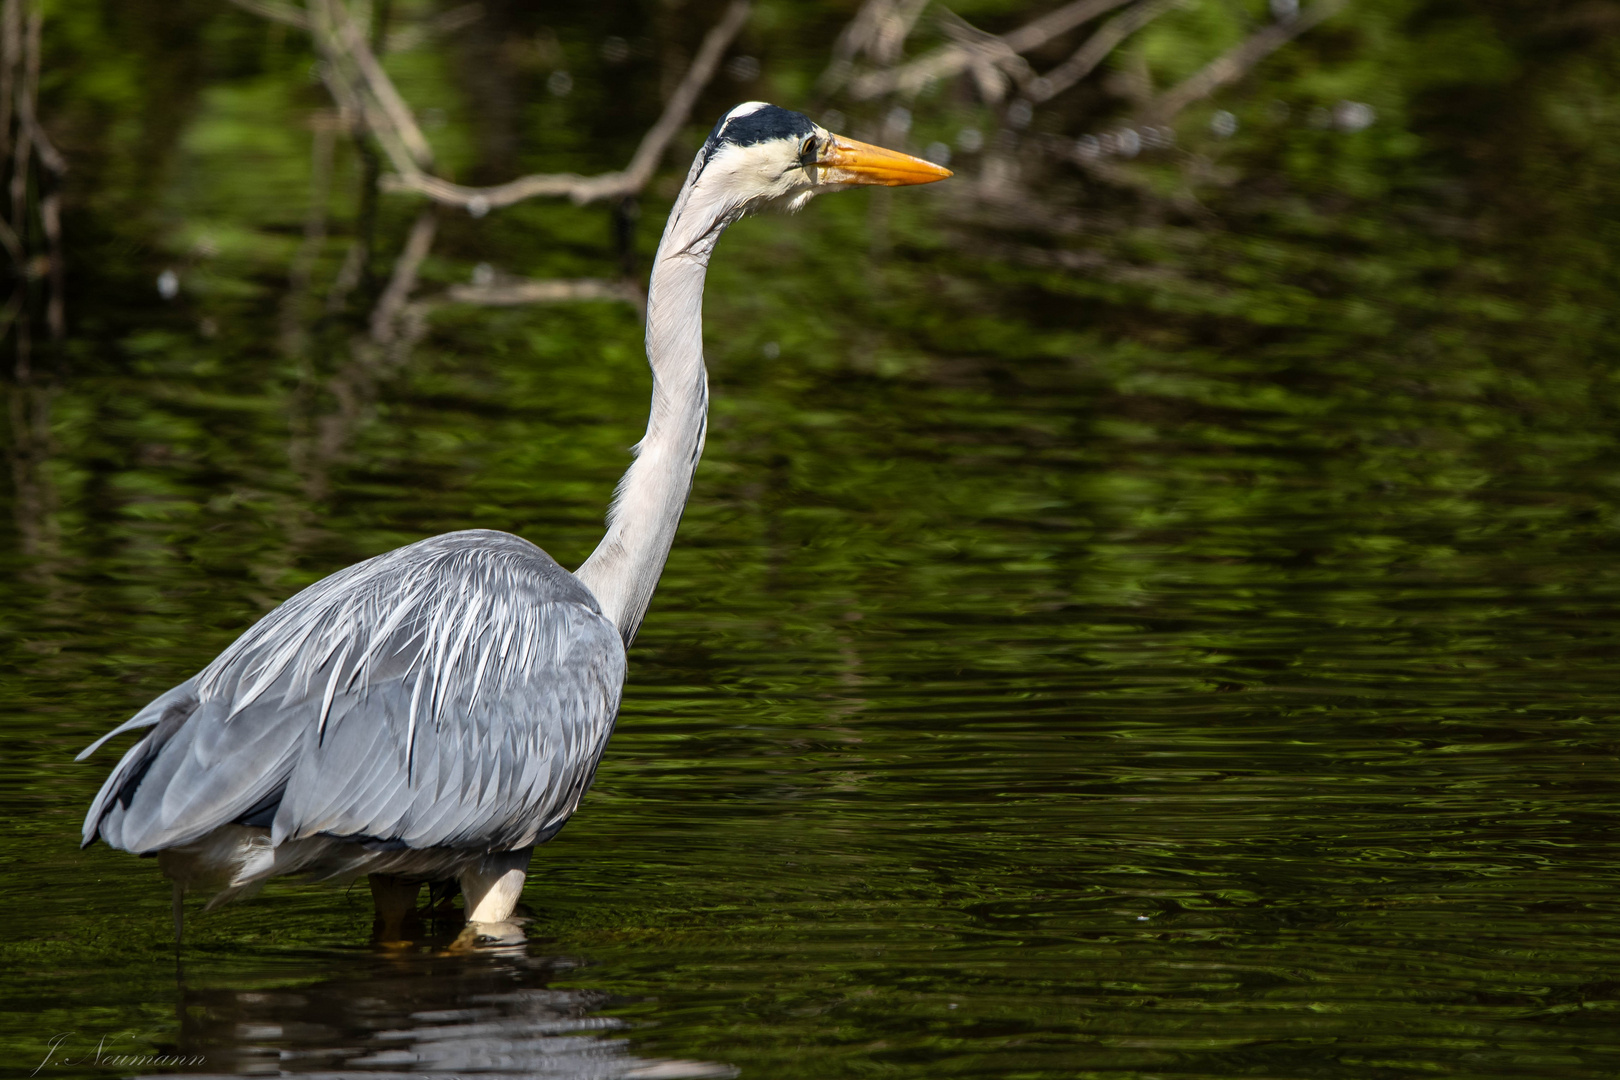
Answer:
[{"left": 4, "top": 1, "right": 1620, "bottom": 1077}]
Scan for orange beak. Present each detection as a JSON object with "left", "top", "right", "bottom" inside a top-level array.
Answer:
[{"left": 817, "top": 132, "right": 953, "bottom": 187}]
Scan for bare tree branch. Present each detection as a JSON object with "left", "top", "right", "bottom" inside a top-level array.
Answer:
[
  {"left": 1004, "top": 0, "right": 1139, "bottom": 53},
  {"left": 225, "top": 0, "right": 310, "bottom": 30},
  {"left": 847, "top": 0, "right": 1134, "bottom": 100},
  {"left": 382, "top": 0, "right": 751, "bottom": 210},
  {"left": 1143, "top": 0, "right": 1348, "bottom": 122},
  {"left": 1025, "top": 0, "right": 1176, "bottom": 103},
  {"left": 234, "top": 0, "right": 747, "bottom": 213}
]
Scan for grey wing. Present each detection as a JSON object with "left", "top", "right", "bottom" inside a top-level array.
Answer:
[{"left": 82, "top": 530, "right": 626, "bottom": 855}]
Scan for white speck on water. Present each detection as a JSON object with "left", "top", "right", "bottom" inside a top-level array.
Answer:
[
  {"left": 472, "top": 262, "right": 494, "bottom": 286},
  {"left": 956, "top": 127, "right": 983, "bottom": 153},
  {"left": 547, "top": 70, "right": 573, "bottom": 97},
  {"left": 885, "top": 106, "right": 912, "bottom": 136},
  {"left": 762, "top": 341, "right": 780, "bottom": 360},
  {"left": 467, "top": 195, "right": 489, "bottom": 219},
  {"left": 157, "top": 269, "right": 179, "bottom": 300},
  {"left": 1210, "top": 110, "right": 1238, "bottom": 138},
  {"left": 924, "top": 142, "right": 951, "bottom": 166}
]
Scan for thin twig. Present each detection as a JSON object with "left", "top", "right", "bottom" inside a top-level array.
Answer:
[
  {"left": 225, "top": 0, "right": 310, "bottom": 30},
  {"left": 847, "top": 0, "right": 1134, "bottom": 100},
  {"left": 1142, "top": 0, "right": 1348, "bottom": 122},
  {"left": 382, "top": 0, "right": 751, "bottom": 210},
  {"left": 1024, "top": 0, "right": 1177, "bottom": 103}
]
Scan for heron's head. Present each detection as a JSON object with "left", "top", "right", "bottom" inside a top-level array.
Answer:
[{"left": 665, "top": 102, "right": 951, "bottom": 254}]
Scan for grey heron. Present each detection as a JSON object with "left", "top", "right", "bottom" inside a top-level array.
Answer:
[{"left": 78, "top": 103, "right": 950, "bottom": 940}]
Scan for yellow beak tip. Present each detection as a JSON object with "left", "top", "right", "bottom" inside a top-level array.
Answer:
[{"left": 821, "top": 132, "right": 956, "bottom": 187}]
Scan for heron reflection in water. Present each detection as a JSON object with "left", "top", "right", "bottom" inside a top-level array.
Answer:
[
  {"left": 78, "top": 103, "right": 950, "bottom": 942},
  {"left": 153, "top": 944, "right": 738, "bottom": 1077}
]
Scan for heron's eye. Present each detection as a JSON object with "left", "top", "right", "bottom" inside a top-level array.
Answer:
[{"left": 799, "top": 136, "right": 819, "bottom": 169}]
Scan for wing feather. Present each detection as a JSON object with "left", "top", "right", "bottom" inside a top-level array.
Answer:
[{"left": 81, "top": 530, "right": 626, "bottom": 858}]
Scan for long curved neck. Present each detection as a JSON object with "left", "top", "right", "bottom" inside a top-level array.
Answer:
[{"left": 575, "top": 187, "right": 726, "bottom": 645}]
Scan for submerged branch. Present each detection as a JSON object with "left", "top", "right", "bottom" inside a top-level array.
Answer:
[
  {"left": 370, "top": 210, "right": 437, "bottom": 344},
  {"left": 443, "top": 276, "right": 644, "bottom": 314}
]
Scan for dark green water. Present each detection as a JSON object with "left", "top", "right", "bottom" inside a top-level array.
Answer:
[{"left": 5, "top": 1, "right": 1620, "bottom": 1077}]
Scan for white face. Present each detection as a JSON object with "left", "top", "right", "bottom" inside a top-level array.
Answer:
[
  {"left": 695, "top": 127, "right": 835, "bottom": 216},
  {"left": 694, "top": 101, "right": 951, "bottom": 214}
]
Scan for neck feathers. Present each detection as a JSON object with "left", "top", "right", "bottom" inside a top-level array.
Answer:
[{"left": 575, "top": 181, "right": 723, "bottom": 645}]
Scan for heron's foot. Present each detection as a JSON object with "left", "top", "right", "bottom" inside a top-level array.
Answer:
[{"left": 369, "top": 873, "right": 425, "bottom": 945}]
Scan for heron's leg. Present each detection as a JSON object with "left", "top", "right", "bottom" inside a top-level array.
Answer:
[
  {"left": 426, "top": 879, "right": 464, "bottom": 926},
  {"left": 458, "top": 848, "right": 532, "bottom": 923},
  {"left": 369, "top": 874, "right": 423, "bottom": 942},
  {"left": 172, "top": 881, "right": 185, "bottom": 948}
]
